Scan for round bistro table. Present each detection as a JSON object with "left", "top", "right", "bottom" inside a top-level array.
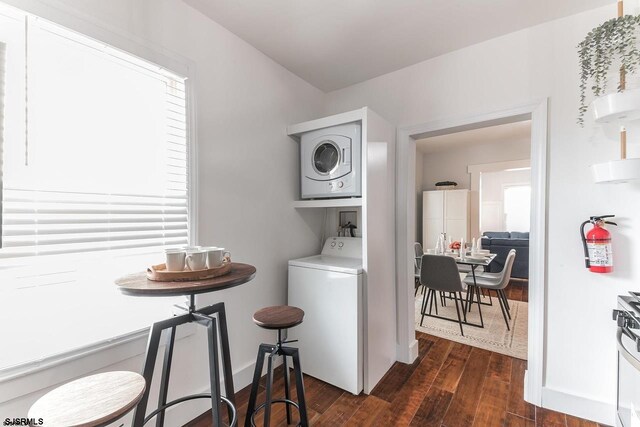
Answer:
[{"left": 115, "top": 262, "right": 257, "bottom": 427}]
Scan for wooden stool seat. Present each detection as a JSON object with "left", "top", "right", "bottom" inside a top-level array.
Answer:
[
  {"left": 28, "top": 371, "right": 145, "bottom": 427},
  {"left": 253, "top": 305, "right": 304, "bottom": 330}
]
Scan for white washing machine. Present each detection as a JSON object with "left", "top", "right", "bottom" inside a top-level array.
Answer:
[
  {"left": 300, "top": 123, "right": 361, "bottom": 199},
  {"left": 287, "top": 237, "right": 363, "bottom": 394}
]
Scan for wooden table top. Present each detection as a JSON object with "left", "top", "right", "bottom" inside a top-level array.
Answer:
[
  {"left": 28, "top": 371, "right": 145, "bottom": 427},
  {"left": 115, "top": 262, "right": 257, "bottom": 297}
]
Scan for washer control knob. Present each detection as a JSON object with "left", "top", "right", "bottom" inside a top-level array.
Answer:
[
  {"left": 338, "top": 181, "right": 344, "bottom": 188},
  {"left": 338, "top": 242, "right": 344, "bottom": 248},
  {"left": 331, "top": 242, "right": 336, "bottom": 247}
]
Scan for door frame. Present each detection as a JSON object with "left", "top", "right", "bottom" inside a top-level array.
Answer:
[{"left": 395, "top": 99, "right": 548, "bottom": 406}]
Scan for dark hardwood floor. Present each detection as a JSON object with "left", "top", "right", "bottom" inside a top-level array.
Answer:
[
  {"left": 502, "top": 279, "right": 528, "bottom": 303},
  {"left": 188, "top": 279, "right": 608, "bottom": 426}
]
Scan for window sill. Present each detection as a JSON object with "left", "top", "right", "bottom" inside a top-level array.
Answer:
[{"left": 0, "top": 253, "right": 194, "bottom": 403}]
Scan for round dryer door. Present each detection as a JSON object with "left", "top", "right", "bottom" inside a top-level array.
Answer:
[{"left": 313, "top": 141, "right": 340, "bottom": 175}]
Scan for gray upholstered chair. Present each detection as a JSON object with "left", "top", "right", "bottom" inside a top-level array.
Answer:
[
  {"left": 464, "top": 249, "right": 516, "bottom": 330},
  {"left": 419, "top": 254, "right": 467, "bottom": 336},
  {"left": 414, "top": 242, "right": 425, "bottom": 296}
]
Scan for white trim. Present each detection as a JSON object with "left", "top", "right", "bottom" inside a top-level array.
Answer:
[
  {"left": 541, "top": 386, "right": 615, "bottom": 425},
  {"left": 395, "top": 100, "right": 548, "bottom": 406},
  {"left": 468, "top": 159, "right": 531, "bottom": 175},
  {"left": 186, "top": 70, "right": 199, "bottom": 247}
]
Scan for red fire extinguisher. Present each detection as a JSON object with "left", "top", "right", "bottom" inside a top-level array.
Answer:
[{"left": 580, "top": 215, "right": 617, "bottom": 273}]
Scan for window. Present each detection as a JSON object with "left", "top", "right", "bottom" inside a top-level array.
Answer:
[
  {"left": 503, "top": 185, "right": 531, "bottom": 232},
  {"left": 0, "top": 7, "right": 190, "bottom": 266}
]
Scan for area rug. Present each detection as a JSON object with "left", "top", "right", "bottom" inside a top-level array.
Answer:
[{"left": 414, "top": 292, "right": 528, "bottom": 360}]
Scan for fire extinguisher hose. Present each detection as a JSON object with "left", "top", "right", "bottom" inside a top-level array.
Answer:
[{"left": 580, "top": 220, "right": 591, "bottom": 268}]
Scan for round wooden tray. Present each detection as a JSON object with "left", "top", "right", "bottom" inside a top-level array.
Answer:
[
  {"left": 146, "top": 262, "right": 231, "bottom": 282},
  {"left": 115, "top": 262, "right": 256, "bottom": 297}
]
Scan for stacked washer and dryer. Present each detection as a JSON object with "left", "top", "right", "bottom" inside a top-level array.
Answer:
[{"left": 288, "top": 122, "right": 364, "bottom": 394}]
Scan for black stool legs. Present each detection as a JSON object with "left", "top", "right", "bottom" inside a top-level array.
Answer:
[{"left": 245, "top": 343, "right": 308, "bottom": 427}]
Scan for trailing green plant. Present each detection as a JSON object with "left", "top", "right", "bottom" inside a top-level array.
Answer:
[{"left": 578, "top": 14, "right": 640, "bottom": 126}]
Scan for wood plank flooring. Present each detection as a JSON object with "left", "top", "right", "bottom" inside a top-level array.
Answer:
[{"left": 187, "top": 280, "right": 608, "bottom": 426}]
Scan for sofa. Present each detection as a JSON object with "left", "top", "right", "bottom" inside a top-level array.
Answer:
[{"left": 480, "top": 231, "right": 529, "bottom": 279}]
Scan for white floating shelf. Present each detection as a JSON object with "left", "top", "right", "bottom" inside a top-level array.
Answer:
[
  {"left": 287, "top": 108, "right": 366, "bottom": 138},
  {"left": 293, "top": 198, "right": 363, "bottom": 208},
  {"left": 593, "top": 88, "right": 640, "bottom": 123},
  {"left": 592, "top": 158, "right": 640, "bottom": 184}
]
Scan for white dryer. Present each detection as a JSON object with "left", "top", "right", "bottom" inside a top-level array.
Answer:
[
  {"left": 287, "top": 237, "right": 363, "bottom": 394},
  {"left": 300, "top": 123, "right": 361, "bottom": 199}
]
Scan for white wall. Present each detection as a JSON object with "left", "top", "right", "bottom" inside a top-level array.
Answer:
[
  {"left": 0, "top": 0, "right": 325, "bottom": 423},
  {"left": 480, "top": 169, "right": 531, "bottom": 233},
  {"left": 420, "top": 138, "right": 530, "bottom": 191},
  {"left": 416, "top": 136, "right": 530, "bottom": 244},
  {"left": 324, "top": 5, "right": 639, "bottom": 424}
]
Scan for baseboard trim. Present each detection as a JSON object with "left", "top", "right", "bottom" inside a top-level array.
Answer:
[
  {"left": 396, "top": 339, "right": 419, "bottom": 364},
  {"left": 541, "top": 386, "right": 615, "bottom": 425}
]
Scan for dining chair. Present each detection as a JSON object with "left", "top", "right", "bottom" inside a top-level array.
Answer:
[
  {"left": 464, "top": 249, "right": 516, "bottom": 330},
  {"left": 419, "top": 254, "right": 467, "bottom": 336},
  {"left": 414, "top": 242, "right": 425, "bottom": 296}
]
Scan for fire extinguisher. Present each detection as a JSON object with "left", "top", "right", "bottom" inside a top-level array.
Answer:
[{"left": 580, "top": 215, "right": 617, "bottom": 273}]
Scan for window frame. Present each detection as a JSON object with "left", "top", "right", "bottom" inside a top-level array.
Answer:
[
  {"left": 0, "top": 0, "right": 199, "bottom": 385},
  {"left": 0, "top": 3, "right": 199, "bottom": 264}
]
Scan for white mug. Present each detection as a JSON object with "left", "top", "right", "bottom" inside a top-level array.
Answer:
[
  {"left": 204, "top": 247, "right": 230, "bottom": 268},
  {"left": 165, "top": 249, "right": 186, "bottom": 272},
  {"left": 185, "top": 249, "right": 207, "bottom": 271}
]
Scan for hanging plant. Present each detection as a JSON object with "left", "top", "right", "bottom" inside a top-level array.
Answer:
[{"left": 578, "top": 14, "right": 640, "bottom": 126}]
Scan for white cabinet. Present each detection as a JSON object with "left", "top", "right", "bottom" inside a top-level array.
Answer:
[
  {"left": 422, "top": 189, "right": 469, "bottom": 247},
  {"left": 288, "top": 107, "right": 396, "bottom": 394}
]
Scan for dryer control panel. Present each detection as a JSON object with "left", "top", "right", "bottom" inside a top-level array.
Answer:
[{"left": 321, "top": 237, "right": 362, "bottom": 259}]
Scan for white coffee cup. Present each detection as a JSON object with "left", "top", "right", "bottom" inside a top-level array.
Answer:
[
  {"left": 204, "top": 247, "right": 230, "bottom": 268},
  {"left": 165, "top": 248, "right": 186, "bottom": 272},
  {"left": 185, "top": 249, "right": 207, "bottom": 271}
]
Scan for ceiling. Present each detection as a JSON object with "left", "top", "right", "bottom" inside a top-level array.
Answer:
[
  {"left": 184, "top": 0, "right": 612, "bottom": 92},
  {"left": 416, "top": 120, "right": 531, "bottom": 154}
]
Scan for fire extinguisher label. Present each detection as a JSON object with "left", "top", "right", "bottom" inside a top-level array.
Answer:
[{"left": 587, "top": 243, "right": 613, "bottom": 266}]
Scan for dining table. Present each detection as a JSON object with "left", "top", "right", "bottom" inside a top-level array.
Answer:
[{"left": 452, "top": 252, "right": 496, "bottom": 328}]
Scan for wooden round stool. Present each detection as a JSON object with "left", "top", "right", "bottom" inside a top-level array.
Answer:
[
  {"left": 245, "top": 305, "right": 308, "bottom": 427},
  {"left": 28, "top": 371, "right": 145, "bottom": 427}
]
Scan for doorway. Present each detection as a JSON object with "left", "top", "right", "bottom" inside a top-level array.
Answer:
[
  {"left": 414, "top": 120, "right": 532, "bottom": 360},
  {"left": 395, "top": 100, "right": 548, "bottom": 405}
]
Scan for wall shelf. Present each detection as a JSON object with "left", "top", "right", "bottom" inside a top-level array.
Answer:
[
  {"left": 293, "top": 198, "right": 363, "bottom": 209},
  {"left": 287, "top": 108, "right": 366, "bottom": 138},
  {"left": 592, "top": 158, "right": 640, "bottom": 183},
  {"left": 593, "top": 88, "right": 640, "bottom": 123}
]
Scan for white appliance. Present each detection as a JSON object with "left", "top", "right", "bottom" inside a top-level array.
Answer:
[
  {"left": 423, "top": 189, "right": 470, "bottom": 248},
  {"left": 614, "top": 294, "right": 640, "bottom": 427},
  {"left": 300, "top": 123, "right": 361, "bottom": 199},
  {"left": 288, "top": 237, "right": 363, "bottom": 394}
]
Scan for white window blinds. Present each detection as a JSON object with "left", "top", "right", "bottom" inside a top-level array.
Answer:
[
  {"left": 0, "top": 16, "right": 190, "bottom": 260},
  {"left": 0, "top": 41, "right": 5, "bottom": 249}
]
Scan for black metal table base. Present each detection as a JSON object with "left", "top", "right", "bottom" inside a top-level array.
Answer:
[
  {"left": 132, "top": 296, "right": 237, "bottom": 427},
  {"left": 143, "top": 394, "right": 237, "bottom": 426}
]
